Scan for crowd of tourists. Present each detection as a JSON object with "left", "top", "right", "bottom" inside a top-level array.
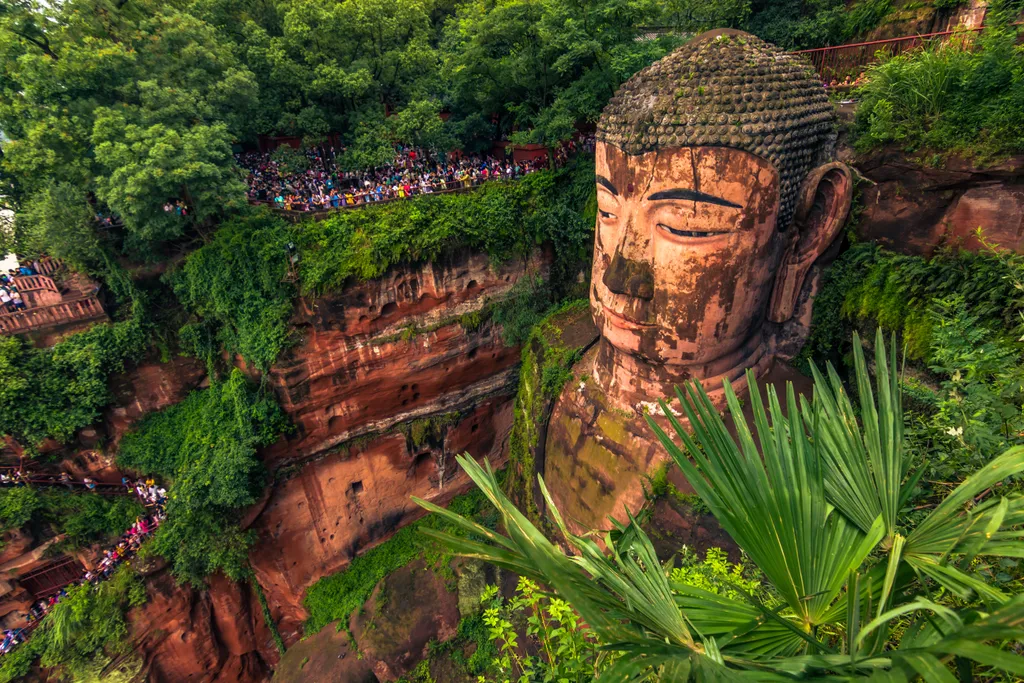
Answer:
[
  {"left": 0, "top": 264, "right": 42, "bottom": 314},
  {"left": 0, "top": 474, "right": 168, "bottom": 655},
  {"left": 238, "top": 136, "right": 595, "bottom": 213}
]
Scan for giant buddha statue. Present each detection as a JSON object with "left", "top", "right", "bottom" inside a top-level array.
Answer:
[{"left": 543, "top": 29, "right": 854, "bottom": 531}]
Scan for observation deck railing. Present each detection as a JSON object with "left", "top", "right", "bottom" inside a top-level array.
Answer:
[
  {"left": 794, "top": 27, "right": 984, "bottom": 84},
  {"left": 0, "top": 297, "right": 105, "bottom": 336}
]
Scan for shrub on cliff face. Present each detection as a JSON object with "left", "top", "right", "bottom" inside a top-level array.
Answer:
[
  {"left": 0, "top": 316, "right": 148, "bottom": 450},
  {"left": 854, "top": 23, "right": 1024, "bottom": 158},
  {"left": 171, "top": 210, "right": 297, "bottom": 374},
  {"left": 118, "top": 369, "right": 289, "bottom": 585}
]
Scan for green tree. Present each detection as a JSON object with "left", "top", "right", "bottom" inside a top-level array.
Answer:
[
  {"left": 441, "top": 0, "right": 678, "bottom": 147},
  {"left": 0, "top": 1, "right": 257, "bottom": 253},
  {"left": 117, "top": 370, "right": 289, "bottom": 585},
  {"left": 15, "top": 181, "right": 102, "bottom": 271},
  {"left": 389, "top": 99, "right": 457, "bottom": 155},
  {"left": 417, "top": 330, "right": 1024, "bottom": 680}
]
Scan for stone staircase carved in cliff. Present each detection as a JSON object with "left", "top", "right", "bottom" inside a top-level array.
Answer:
[{"left": 0, "top": 259, "right": 108, "bottom": 338}]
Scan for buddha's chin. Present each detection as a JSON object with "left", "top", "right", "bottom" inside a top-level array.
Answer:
[{"left": 599, "top": 321, "right": 659, "bottom": 362}]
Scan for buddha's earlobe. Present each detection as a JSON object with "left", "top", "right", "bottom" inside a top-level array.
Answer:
[{"left": 768, "top": 162, "right": 853, "bottom": 323}]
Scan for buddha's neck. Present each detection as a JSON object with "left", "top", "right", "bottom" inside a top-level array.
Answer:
[{"left": 589, "top": 335, "right": 773, "bottom": 415}]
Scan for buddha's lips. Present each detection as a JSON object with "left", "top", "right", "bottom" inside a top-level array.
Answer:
[{"left": 602, "top": 304, "right": 654, "bottom": 330}]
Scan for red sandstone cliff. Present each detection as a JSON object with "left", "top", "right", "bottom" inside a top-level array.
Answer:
[{"left": 111, "top": 248, "right": 544, "bottom": 672}]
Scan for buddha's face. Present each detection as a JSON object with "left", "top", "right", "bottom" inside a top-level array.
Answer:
[{"left": 592, "top": 142, "right": 784, "bottom": 365}]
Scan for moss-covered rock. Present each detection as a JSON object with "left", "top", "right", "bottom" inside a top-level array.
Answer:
[{"left": 502, "top": 300, "right": 597, "bottom": 521}]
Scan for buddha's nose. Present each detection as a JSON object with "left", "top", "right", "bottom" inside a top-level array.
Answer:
[{"left": 603, "top": 250, "right": 654, "bottom": 300}]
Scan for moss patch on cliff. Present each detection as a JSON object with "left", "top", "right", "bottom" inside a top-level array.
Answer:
[
  {"left": 502, "top": 299, "right": 593, "bottom": 522},
  {"left": 303, "top": 485, "right": 498, "bottom": 636},
  {"left": 296, "top": 156, "right": 594, "bottom": 299}
]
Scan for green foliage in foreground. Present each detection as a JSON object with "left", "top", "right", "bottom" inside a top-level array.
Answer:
[
  {"left": 303, "top": 485, "right": 496, "bottom": 636},
  {"left": 118, "top": 370, "right": 289, "bottom": 585},
  {"left": 0, "top": 315, "right": 147, "bottom": 450},
  {"left": 416, "top": 330, "right": 1024, "bottom": 681},
  {"left": 0, "top": 564, "right": 147, "bottom": 683},
  {"left": 854, "top": 23, "right": 1024, "bottom": 159},
  {"left": 0, "top": 487, "right": 143, "bottom": 550}
]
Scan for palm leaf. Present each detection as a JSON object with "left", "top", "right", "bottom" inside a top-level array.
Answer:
[
  {"left": 804, "top": 328, "right": 908, "bottom": 542},
  {"left": 646, "top": 372, "right": 883, "bottom": 627}
]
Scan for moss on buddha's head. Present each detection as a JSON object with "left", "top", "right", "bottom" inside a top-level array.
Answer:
[{"left": 596, "top": 29, "right": 837, "bottom": 229}]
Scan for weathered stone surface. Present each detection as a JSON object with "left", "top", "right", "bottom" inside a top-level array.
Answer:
[
  {"left": 854, "top": 148, "right": 1024, "bottom": 255},
  {"left": 263, "top": 249, "right": 542, "bottom": 464},
  {"left": 350, "top": 559, "right": 461, "bottom": 682},
  {"left": 127, "top": 569, "right": 279, "bottom": 683},
  {"left": 249, "top": 395, "right": 512, "bottom": 634}
]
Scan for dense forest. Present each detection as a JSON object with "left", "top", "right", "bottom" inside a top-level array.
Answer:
[{"left": 1, "top": 0, "right": 1024, "bottom": 681}]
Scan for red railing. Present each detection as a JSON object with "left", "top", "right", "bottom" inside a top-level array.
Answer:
[
  {"left": 10, "top": 276, "right": 59, "bottom": 295},
  {"left": 794, "top": 27, "right": 984, "bottom": 84},
  {"left": 0, "top": 297, "right": 105, "bottom": 335}
]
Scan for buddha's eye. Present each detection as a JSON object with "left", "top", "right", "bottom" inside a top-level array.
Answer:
[
  {"left": 658, "top": 224, "right": 723, "bottom": 238},
  {"left": 599, "top": 210, "right": 617, "bottom": 220}
]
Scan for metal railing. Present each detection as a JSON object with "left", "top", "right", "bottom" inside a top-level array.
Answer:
[
  {"left": 253, "top": 177, "right": 493, "bottom": 220},
  {"left": 794, "top": 27, "right": 984, "bottom": 84}
]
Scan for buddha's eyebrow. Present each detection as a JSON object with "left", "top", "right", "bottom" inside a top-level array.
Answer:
[
  {"left": 596, "top": 175, "right": 618, "bottom": 195},
  {"left": 647, "top": 188, "right": 741, "bottom": 208}
]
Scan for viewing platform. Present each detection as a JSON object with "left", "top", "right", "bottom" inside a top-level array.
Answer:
[{"left": 0, "top": 259, "right": 108, "bottom": 343}]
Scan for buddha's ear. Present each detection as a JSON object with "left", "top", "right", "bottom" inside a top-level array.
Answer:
[{"left": 768, "top": 162, "right": 853, "bottom": 323}]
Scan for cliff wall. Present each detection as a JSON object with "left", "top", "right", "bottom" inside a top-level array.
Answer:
[{"left": 108, "top": 248, "right": 542, "bottom": 676}]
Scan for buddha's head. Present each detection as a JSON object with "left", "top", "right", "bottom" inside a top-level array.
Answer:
[{"left": 592, "top": 29, "right": 852, "bottom": 368}]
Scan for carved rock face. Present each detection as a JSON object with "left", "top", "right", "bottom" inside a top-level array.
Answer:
[{"left": 592, "top": 141, "right": 783, "bottom": 367}]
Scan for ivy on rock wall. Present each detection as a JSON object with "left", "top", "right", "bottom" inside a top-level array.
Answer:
[
  {"left": 0, "top": 316, "right": 147, "bottom": 449},
  {"left": 297, "top": 158, "right": 595, "bottom": 297},
  {"left": 117, "top": 369, "right": 290, "bottom": 585},
  {"left": 171, "top": 210, "right": 297, "bottom": 373},
  {"left": 503, "top": 300, "right": 593, "bottom": 521}
]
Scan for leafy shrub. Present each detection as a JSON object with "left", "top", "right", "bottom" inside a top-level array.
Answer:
[
  {"left": 0, "top": 487, "right": 44, "bottom": 532},
  {"left": 44, "top": 494, "right": 145, "bottom": 550},
  {"left": 0, "top": 317, "right": 148, "bottom": 449},
  {"left": 668, "top": 547, "right": 767, "bottom": 601},
  {"left": 478, "top": 578, "right": 603, "bottom": 682},
  {"left": 118, "top": 369, "right": 289, "bottom": 584},
  {"left": 854, "top": 25, "right": 1024, "bottom": 158},
  {"left": 0, "top": 488, "right": 143, "bottom": 549},
  {"left": 171, "top": 210, "right": 296, "bottom": 372},
  {"left": 34, "top": 565, "right": 147, "bottom": 680}
]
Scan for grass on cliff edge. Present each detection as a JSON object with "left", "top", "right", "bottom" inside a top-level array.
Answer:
[{"left": 302, "top": 484, "right": 497, "bottom": 636}]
